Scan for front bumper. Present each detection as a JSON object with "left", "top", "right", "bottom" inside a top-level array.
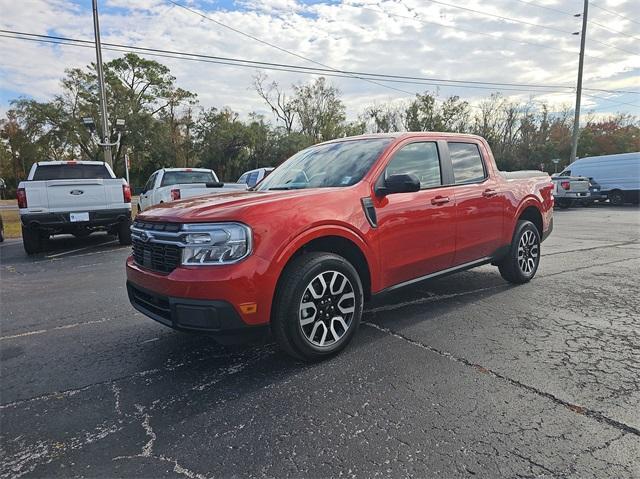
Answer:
[
  {"left": 127, "top": 282, "right": 247, "bottom": 333},
  {"left": 21, "top": 208, "right": 131, "bottom": 229},
  {"left": 126, "top": 254, "right": 276, "bottom": 328}
]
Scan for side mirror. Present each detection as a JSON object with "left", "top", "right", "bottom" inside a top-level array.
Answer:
[{"left": 376, "top": 173, "right": 421, "bottom": 197}]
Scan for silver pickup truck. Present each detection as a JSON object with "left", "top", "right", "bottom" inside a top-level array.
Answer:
[
  {"left": 551, "top": 174, "right": 591, "bottom": 208},
  {"left": 17, "top": 161, "right": 132, "bottom": 254}
]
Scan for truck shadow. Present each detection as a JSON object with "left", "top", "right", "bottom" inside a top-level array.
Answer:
[{"left": 114, "top": 267, "right": 513, "bottom": 424}]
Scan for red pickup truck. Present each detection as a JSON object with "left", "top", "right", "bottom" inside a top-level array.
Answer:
[{"left": 126, "top": 133, "right": 553, "bottom": 360}]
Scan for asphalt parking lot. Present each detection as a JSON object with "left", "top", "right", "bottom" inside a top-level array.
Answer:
[{"left": 1, "top": 206, "right": 639, "bottom": 478}]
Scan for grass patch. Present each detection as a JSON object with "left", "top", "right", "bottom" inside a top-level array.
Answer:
[{"left": 1, "top": 209, "right": 21, "bottom": 239}]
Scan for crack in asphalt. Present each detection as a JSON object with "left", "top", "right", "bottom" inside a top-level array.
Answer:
[
  {"left": 363, "top": 321, "right": 640, "bottom": 438},
  {"left": 542, "top": 239, "right": 639, "bottom": 256}
]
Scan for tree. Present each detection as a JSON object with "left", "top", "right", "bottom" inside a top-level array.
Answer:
[{"left": 292, "top": 77, "right": 346, "bottom": 141}]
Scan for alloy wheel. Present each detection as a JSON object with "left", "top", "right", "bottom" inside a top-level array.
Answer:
[
  {"left": 518, "top": 230, "right": 539, "bottom": 275},
  {"left": 299, "top": 270, "right": 355, "bottom": 347}
]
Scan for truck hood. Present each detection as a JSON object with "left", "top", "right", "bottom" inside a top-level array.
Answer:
[{"left": 138, "top": 188, "right": 344, "bottom": 223}]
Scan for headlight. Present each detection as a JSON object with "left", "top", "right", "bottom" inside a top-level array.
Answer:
[{"left": 181, "top": 223, "right": 252, "bottom": 265}]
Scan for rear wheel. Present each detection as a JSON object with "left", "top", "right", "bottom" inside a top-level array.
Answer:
[
  {"left": 118, "top": 220, "right": 132, "bottom": 245},
  {"left": 609, "top": 190, "right": 624, "bottom": 206},
  {"left": 498, "top": 220, "right": 540, "bottom": 284},
  {"left": 272, "top": 252, "right": 363, "bottom": 361},
  {"left": 555, "top": 198, "right": 572, "bottom": 209},
  {"left": 22, "top": 226, "right": 43, "bottom": 255}
]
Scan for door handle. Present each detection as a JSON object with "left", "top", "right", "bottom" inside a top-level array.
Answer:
[
  {"left": 431, "top": 196, "right": 450, "bottom": 205},
  {"left": 483, "top": 188, "right": 497, "bottom": 197}
]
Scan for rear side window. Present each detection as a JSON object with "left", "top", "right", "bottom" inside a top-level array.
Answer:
[
  {"left": 237, "top": 173, "right": 248, "bottom": 184},
  {"left": 449, "top": 143, "right": 486, "bottom": 184},
  {"left": 246, "top": 171, "right": 260, "bottom": 187},
  {"left": 144, "top": 172, "right": 157, "bottom": 191},
  {"left": 385, "top": 142, "right": 442, "bottom": 189},
  {"left": 160, "top": 171, "right": 216, "bottom": 187},
  {"left": 32, "top": 164, "right": 112, "bottom": 180}
]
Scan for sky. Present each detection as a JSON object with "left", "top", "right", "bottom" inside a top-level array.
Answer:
[{"left": 0, "top": 0, "right": 638, "bottom": 122}]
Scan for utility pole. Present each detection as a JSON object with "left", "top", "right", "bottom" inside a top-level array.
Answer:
[
  {"left": 570, "top": 0, "right": 589, "bottom": 164},
  {"left": 92, "top": 0, "right": 112, "bottom": 166}
]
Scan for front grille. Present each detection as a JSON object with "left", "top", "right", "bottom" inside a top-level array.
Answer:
[
  {"left": 132, "top": 239, "right": 180, "bottom": 273},
  {"left": 131, "top": 221, "right": 182, "bottom": 273}
]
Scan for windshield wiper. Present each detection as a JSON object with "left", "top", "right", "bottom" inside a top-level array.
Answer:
[{"left": 267, "top": 186, "right": 300, "bottom": 190}]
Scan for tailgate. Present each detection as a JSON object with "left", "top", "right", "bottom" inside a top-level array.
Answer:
[
  {"left": 569, "top": 179, "right": 590, "bottom": 193},
  {"left": 44, "top": 179, "right": 108, "bottom": 210}
]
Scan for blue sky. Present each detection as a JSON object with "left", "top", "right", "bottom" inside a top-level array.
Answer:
[{"left": 1, "top": 0, "right": 638, "bottom": 120}]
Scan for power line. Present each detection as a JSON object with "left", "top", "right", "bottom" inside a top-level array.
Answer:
[
  {"left": 0, "top": 33, "right": 572, "bottom": 95},
  {"left": 419, "top": 0, "right": 576, "bottom": 35},
  {"left": 360, "top": 4, "right": 611, "bottom": 64},
  {"left": 418, "top": 0, "right": 639, "bottom": 55},
  {"left": 590, "top": 2, "right": 640, "bottom": 27},
  {"left": 3, "top": 29, "right": 638, "bottom": 96},
  {"left": 513, "top": 0, "right": 640, "bottom": 41},
  {"left": 164, "top": 0, "right": 415, "bottom": 97}
]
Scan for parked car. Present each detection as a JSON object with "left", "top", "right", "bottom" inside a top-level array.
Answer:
[
  {"left": 237, "top": 167, "right": 274, "bottom": 188},
  {"left": 137, "top": 168, "right": 245, "bottom": 212},
  {"left": 558, "top": 152, "right": 640, "bottom": 205},
  {"left": 17, "top": 161, "right": 132, "bottom": 254},
  {"left": 550, "top": 174, "right": 591, "bottom": 208},
  {"left": 126, "top": 133, "right": 554, "bottom": 361}
]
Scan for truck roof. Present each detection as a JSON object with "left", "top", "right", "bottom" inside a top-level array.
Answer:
[
  {"left": 159, "top": 168, "right": 215, "bottom": 173},
  {"left": 34, "top": 161, "right": 108, "bottom": 166},
  {"left": 319, "top": 132, "right": 486, "bottom": 145}
]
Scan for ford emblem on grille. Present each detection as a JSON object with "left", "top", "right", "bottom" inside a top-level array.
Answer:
[{"left": 70, "top": 189, "right": 84, "bottom": 195}]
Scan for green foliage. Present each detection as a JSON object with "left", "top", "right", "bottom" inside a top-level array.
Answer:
[{"left": 1, "top": 54, "right": 639, "bottom": 193}]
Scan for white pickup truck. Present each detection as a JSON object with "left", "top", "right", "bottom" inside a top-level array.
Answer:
[
  {"left": 137, "top": 168, "right": 245, "bottom": 212},
  {"left": 17, "top": 161, "right": 132, "bottom": 254}
]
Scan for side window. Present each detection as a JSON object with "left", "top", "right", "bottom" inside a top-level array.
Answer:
[
  {"left": 385, "top": 142, "right": 442, "bottom": 189},
  {"left": 449, "top": 143, "right": 486, "bottom": 184},
  {"left": 237, "top": 173, "right": 248, "bottom": 184},
  {"left": 561, "top": 170, "right": 571, "bottom": 176},
  {"left": 144, "top": 172, "right": 157, "bottom": 192},
  {"left": 247, "top": 171, "right": 259, "bottom": 187}
]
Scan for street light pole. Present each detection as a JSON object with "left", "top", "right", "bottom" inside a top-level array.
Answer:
[
  {"left": 570, "top": 0, "right": 589, "bottom": 164},
  {"left": 92, "top": 0, "right": 112, "bottom": 167}
]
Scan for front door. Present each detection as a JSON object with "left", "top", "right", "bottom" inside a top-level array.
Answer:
[{"left": 374, "top": 141, "right": 457, "bottom": 289}]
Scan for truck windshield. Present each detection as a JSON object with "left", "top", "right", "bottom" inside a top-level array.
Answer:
[
  {"left": 32, "top": 164, "right": 112, "bottom": 180},
  {"left": 160, "top": 171, "right": 217, "bottom": 186},
  {"left": 257, "top": 138, "right": 392, "bottom": 191}
]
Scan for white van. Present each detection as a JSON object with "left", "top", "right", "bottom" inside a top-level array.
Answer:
[{"left": 559, "top": 152, "right": 640, "bottom": 205}]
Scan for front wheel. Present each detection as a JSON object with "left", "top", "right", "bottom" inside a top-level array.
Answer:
[
  {"left": 498, "top": 220, "right": 541, "bottom": 284},
  {"left": 608, "top": 190, "right": 624, "bottom": 206},
  {"left": 272, "top": 252, "right": 364, "bottom": 361}
]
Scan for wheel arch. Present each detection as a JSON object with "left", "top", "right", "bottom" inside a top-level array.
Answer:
[
  {"left": 271, "top": 227, "right": 376, "bottom": 309},
  {"left": 517, "top": 204, "right": 543, "bottom": 237}
]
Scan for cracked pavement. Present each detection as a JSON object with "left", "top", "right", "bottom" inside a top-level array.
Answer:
[{"left": 1, "top": 206, "right": 639, "bottom": 478}]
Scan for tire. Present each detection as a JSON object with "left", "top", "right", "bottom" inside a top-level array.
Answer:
[
  {"left": 22, "top": 226, "right": 43, "bottom": 255},
  {"left": 555, "top": 198, "right": 572, "bottom": 209},
  {"left": 498, "top": 220, "right": 541, "bottom": 284},
  {"left": 608, "top": 190, "right": 624, "bottom": 206},
  {"left": 0, "top": 226, "right": 4, "bottom": 242},
  {"left": 118, "top": 220, "right": 132, "bottom": 245},
  {"left": 272, "top": 252, "right": 364, "bottom": 361}
]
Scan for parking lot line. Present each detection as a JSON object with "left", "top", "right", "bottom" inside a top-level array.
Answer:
[{"left": 45, "top": 240, "right": 118, "bottom": 259}]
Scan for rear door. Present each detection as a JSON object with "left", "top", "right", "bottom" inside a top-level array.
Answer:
[
  {"left": 374, "top": 140, "right": 457, "bottom": 288},
  {"left": 448, "top": 142, "right": 505, "bottom": 264}
]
